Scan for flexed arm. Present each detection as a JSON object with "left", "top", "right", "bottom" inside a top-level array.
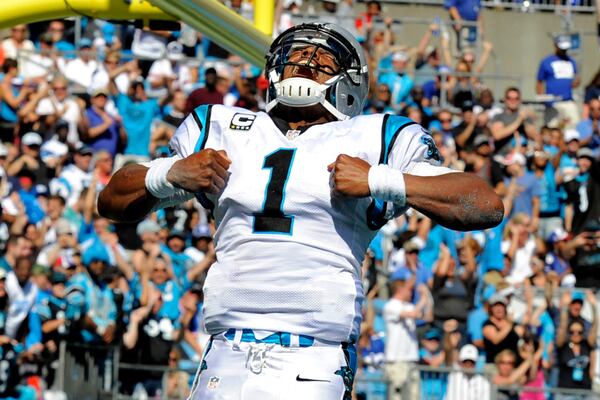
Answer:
[
  {"left": 98, "top": 149, "right": 230, "bottom": 222},
  {"left": 329, "top": 154, "right": 503, "bottom": 231}
]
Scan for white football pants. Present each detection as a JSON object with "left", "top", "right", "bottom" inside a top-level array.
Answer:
[{"left": 187, "top": 332, "right": 353, "bottom": 400}]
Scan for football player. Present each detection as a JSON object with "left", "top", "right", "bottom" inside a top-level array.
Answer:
[{"left": 99, "top": 23, "right": 503, "bottom": 399}]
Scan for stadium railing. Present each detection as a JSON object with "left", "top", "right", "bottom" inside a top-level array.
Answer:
[
  {"left": 358, "top": 0, "right": 596, "bottom": 13},
  {"left": 401, "top": 364, "right": 600, "bottom": 400}
]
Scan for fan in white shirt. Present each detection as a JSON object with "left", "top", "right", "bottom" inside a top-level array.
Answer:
[
  {"left": 1, "top": 25, "right": 35, "bottom": 64},
  {"left": 148, "top": 41, "right": 193, "bottom": 97},
  {"left": 35, "top": 76, "right": 81, "bottom": 143},
  {"left": 64, "top": 38, "right": 99, "bottom": 91},
  {"left": 20, "top": 33, "right": 64, "bottom": 82}
]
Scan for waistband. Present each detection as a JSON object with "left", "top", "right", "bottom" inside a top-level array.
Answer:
[{"left": 223, "top": 328, "right": 316, "bottom": 348}]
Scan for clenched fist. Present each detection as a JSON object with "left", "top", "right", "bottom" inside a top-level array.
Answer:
[
  {"left": 327, "top": 154, "right": 371, "bottom": 197},
  {"left": 167, "top": 149, "right": 231, "bottom": 194}
]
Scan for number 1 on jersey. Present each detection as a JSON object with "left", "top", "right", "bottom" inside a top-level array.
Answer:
[{"left": 253, "top": 148, "right": 296, "bottom": 234}]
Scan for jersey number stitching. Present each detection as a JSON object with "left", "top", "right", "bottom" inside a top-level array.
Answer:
[{"left": 252, "top": 148, "right": 296, "bottom": 234}]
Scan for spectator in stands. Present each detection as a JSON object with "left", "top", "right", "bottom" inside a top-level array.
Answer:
[
  {"left": 166, "top": 348, "right": 190, "bottom": 399},
  {"left": 418, "top": 327, "right": 446, "bottom": 399},
  {"left": 91, "top": 53, "right": 138, "bottom": 95},
  {"left": 148, "top": 41, "right": 195, "bottom": 96},
  {"left": 414, "top": 23, "right": 445, "bottom": 88},
  {"left": 563, "top": 147, "right": 594, "bottom": 232},
  {"left": 459, "top": 42, "right": 494, "bottom": 85},
  {"left": 464, "top": 135, "right": 504, "bottom": 191},
  {"left": 45, "top": 21, "right": 75, "bottom": 55},
  {"left": 80, "top": 87, "right": 124, "bottom": 157},
  {"left": 500, "top": 153, "right": 541, "bottom": 226},
  {"left": 536, "top": 35, "right": 580, "bottom": 129},
  {"left": 355, "top": 0, "right": 382, "bottom": 39},
  {"left": 123, "top": 285, "right": 180, "bottom": 397},
  {"left": 556, "top": 316, "right": 597, "bottom": 393},
  {"left": 185, "top": 223, "right": 213, "bottom": 263},
  {"left": 531, "top": 147, "right": 561, "bottom": 239},
  {"left": 36, "top": 270, "right": 69, "bottom": 381},
  {"left": 185, "top": 67, "right": 224, "bottom": 114},
  {"left": 582, "top": 67, "right": 600, "bottom": 119},
  {"left": 432, "top": 241, "right": 477, "bottom": 331},
  {"left": 162, "top": 230, "right": 193, "bottom": 283},
  {"left": 447, "top": 61, "right": 476, "bottom": 107},
  {"left": 482, "top": 293, "right": 523, "bottom": 364},
  {"left": 5, "top": 256, "right": 39, "bottom": 344},
  {"left": 543, "top": 228, "right": 572, "bottom": 286},
  {"left": 21, "top": 32, "right": 64, "bottom": 83},
  {"left": 1, "top": 25, "right": 34, "bottom": 64},
  {"left": 556, "top": 130, "right": 582, "bottom": 191},
  {"left": 0, "top": 235, "right": 33, "bottom": 272},
  {"left": 556, "top": 291, "right": 597, "bottom": 346},
  {"left": 575, "top": 98, "right": 600, "bottom": 153},
  {"left": 0, "top": 59, "right": 33, "bottom": 142},
  {"left": 452, "top": 100, "right": 482, "bottom": 153},
  {"left": 7, "top": 132, "right": 50, "bottom": 187},
  {"left": 35, "top": 76, "right": 81, "bottom": 143},
  {"left": 50, "top": 144, "right": 93, "bottom": 208},
  {"left": 36, "top": 217, "right": 77, "bottom": 269},
  {"left": 64, "top": 38, "right": 98, "bottom": 93},
  {"left": 490, "top": 87, "right": 537, "bottom": 156},
  {"left": 149, "top": 89, "right": 188, "bottom": 156},
  {"left": 109, "top": 75, "right": 161, "bottom": 166},
  {"left": 383, "top": 268, "right": 428, "bottom": 400},
  {"left": 492, "top": 348, "right": 534, "bottom": 399},
  {"left": 445, "top": 344, "right": 490, "bottom": 400},
  {"left": 378, "top": 51, "right": 413, "bottom": 111},
  {"left": 502, "top": 213, "right": 536, "bottom": 284},
  {"left": 445, "top": 0, "right": 481, "bottom": 50},
  {"left": 69, "top": 245, "right": 117, "bottom": 344}
]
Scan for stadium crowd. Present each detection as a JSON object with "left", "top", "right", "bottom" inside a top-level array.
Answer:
[{"left": 0, "top": 1, "right": 598, "bottom": 399}]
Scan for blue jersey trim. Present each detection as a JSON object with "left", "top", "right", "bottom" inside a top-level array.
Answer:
[
  {"left": 191, "top": 105, "right": 215, "bottom": 211},
  {"left": 378, "top": 115, "right": 415, "bottom": 164},
  {"left": 366, "top": 115, "right": 415, "bottom": 230}
]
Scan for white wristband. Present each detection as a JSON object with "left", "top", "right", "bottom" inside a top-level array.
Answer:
[
  {"left": 145, "top": 156, "right": 180, "bottom": 199},
  {"left": 368, "top": 164, "right": 407, "bottom": 206}
]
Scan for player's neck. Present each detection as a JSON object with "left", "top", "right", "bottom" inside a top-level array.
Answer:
[
  {"left": 269, "top": 104, "right": 336, "bottom": 131},
  {"left": 288, "top": 116, "right": 331, "bottom": 130}
]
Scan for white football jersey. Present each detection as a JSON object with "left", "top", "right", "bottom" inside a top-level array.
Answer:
[{"left": 169, "top": 105, "right": 451, "bottom": 343}]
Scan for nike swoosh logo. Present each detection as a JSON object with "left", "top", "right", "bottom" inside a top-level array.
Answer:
[{"left": 295, "top": 375, "right": 330, "bottom": 382}]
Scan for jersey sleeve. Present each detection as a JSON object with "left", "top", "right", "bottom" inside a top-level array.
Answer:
[
  {"left": 387, "top": 121, "right": 453, "bottom": 176},
  {"left": 169, "top": 104, "right": 219, "bottom": 158}
]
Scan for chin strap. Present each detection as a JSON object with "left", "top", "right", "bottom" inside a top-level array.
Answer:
[{"left": 266, "top": 72, "right": 349, "bottom": 121}]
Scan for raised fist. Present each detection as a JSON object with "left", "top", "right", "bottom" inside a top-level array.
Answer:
[{"left": 167, "top": 149, "right": 231, "bottom": 194}]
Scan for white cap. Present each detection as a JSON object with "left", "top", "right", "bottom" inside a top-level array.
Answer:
[
  {"left": 166, "top": 41, "right": 184, "bottom": 61},
  {"left": 554, "top": 35, "right": 572, "bottom": 51},
  {"left": 22, "top": 132, "right": 42, "bottom": 147},
  {"left": 41, "top": 140, "right": 68, "bottom": 162},
  {"left": 459, "top": 344, "right": 479, "bottom": 362},
  {"left": 564, "top": 129, "right": 580, "bottom": 143},
  {"left": 136, "top": 219, "right": 161, "bottom": 236},
  {"left": 0, "top": 143, "right": 8, "bottom": 157},
  {"left": 391, "top": 51, "right": 409, "bottom": 63},
  {"left": 497, "top": 152, "right": 526, "bottom": 167}
]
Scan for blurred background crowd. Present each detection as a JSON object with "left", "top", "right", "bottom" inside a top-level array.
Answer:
[{"left": 0, "top": 0, "right": 598, "bottom": 399}]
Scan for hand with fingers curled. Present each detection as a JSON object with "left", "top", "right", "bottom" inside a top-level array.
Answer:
[
  {"left": 327, "top": 154, "right": 371, "bottom": 197},
  {"left": 167, "top": 149, "right": 231, "bottom": 194}
]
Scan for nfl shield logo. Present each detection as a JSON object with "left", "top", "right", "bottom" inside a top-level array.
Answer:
[{"left": 207, "top": 376, "right": 220, "bottom": 390}]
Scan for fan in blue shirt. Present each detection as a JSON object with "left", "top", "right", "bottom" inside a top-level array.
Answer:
[{"left": 536, "top": 35, "right": 580, "bottom": 103}]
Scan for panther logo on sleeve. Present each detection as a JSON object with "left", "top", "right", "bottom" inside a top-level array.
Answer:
[{"left": 420, "top": 135, "right": 442, "bottom": 162}]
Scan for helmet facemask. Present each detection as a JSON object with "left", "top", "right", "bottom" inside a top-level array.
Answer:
[{"left": 265, "top": 24, "right": 369, "bottom": 121}]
